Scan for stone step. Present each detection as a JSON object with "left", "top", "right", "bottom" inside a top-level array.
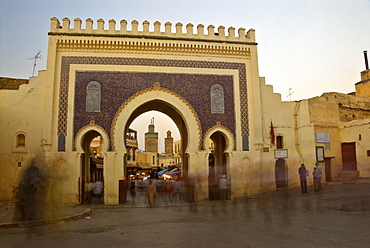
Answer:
[{"left": 335, "top": 170, "right": 359, "bottom": 181}]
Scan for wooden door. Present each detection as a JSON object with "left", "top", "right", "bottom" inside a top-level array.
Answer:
[
  {"left": 324, "top": 158, "right": 332, "bottom": 182},
  {"left": 341, "top": 143, "right": 357, "bottom": 170}
]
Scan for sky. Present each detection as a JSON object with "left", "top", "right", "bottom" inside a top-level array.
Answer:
[{"left": 1, "top": 0, "right": 369, "bottom": 151}]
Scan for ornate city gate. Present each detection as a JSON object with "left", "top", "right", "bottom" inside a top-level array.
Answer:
[{"left": 49, "top": 17, "right": 258, "bottom": 204}]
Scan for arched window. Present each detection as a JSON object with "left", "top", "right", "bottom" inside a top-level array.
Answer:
[
  {"left": 276, "top": 135, "right": 284, "bottom": 149},
  {"left": 16, "top": 133, "right": 25, "bottom": 148},
  {"left": 86, "top": 81, "right": 101, "bottom": 112},
  {"left": 211, "top": 84, "right": 224, "bottom": 114},
  {"left": 13, "top": 132, "right": 27, "bottom": 152}
]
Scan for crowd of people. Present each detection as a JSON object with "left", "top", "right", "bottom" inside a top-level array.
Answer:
[
  {"left": 125, "top": 175, "right": 229, "bottom": 207},
  {"left": 128, "top": 178, "right": 183, "bottom": 206}
]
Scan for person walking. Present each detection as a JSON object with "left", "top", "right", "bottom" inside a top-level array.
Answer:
[
  {"left": 93, "top": 179, "right": 103, "bottom": 203},
  {"left": 312, "top": 167, "right": 320, "bottom": 192},
  {"left": 129, "top": 180, "right": 136, "bottom": 203},
  {"left": 147, "top": 179, "right": 156, "bottom": 207},
  {"left": 165, "top": 179, "right": 174, "bottom": 204},
  {"left": 298, "top": 164, "right": 308, "bottom": 194},
  {"left": 219, "top": 175, "right": 228, "bottom": 201},
  {"left": 315, "top": 162, "right": 323, "bottom": 191}
]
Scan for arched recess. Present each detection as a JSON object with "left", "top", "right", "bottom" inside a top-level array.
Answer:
[
  {"left": 110, "top": 85, "right": 202, "bottom": 177},
  {"left": 203, "top": 122, "right": 235, "bottom": 154},
  {"left": 51, "top": 157, "right": 69, "bottom": 200},
  {"left": 275, "top": 158, "right": 288, "bottom": 188},
  {"left": 239, "top": 156, "right": 257, "bottom": 195},
  {"left": 74, "top": 121, "right": 110, "bottom": 153},
  {"left": 204, "top": 125, "right": 233, "bottom": 200},
  {"left": 13, "top": 131, "right": 27, "bottom": 152},
  {"left": 74, "top": 123, "right": 109, "bottom": 204}
]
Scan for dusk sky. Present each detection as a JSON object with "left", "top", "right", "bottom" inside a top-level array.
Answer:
[{"left": 1, "top": 0, "right": 369, "bottom": 152}]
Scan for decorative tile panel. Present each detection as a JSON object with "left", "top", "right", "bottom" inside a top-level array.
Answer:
[{"left": 58, "top": 57, "right": 249, "bottom": 150}]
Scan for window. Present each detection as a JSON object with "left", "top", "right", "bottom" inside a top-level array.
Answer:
[
  {"left": 86, "top": 81, "right": 101, "bottom": 112},
  {"left": 276, "top": 135, "right": 284, "bottom": 149},
  {"left": 13, "top": 132, "right": 27, "bottom": 152},
  {"left": 211, "top": 84, "right": 224, "bottom": 113}
]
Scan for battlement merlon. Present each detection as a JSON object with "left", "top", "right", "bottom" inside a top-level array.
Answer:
[{"left": 49, "top": 17, "right": 256, "bottom": 45}]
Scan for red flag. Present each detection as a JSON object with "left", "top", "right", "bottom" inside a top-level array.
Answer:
[{"left": 270, "top": 121, "right": 275, "bottom": 145}]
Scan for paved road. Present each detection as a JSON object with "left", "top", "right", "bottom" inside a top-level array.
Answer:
[{"left": 1, "top": 181, "right": 370, "bottom": 248}]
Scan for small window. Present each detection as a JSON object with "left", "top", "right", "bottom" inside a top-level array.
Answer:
[{"left": 276, "top": 135, "right": 284, "bottom": 149}]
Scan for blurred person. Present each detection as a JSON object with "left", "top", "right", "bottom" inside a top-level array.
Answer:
[
  {"left": 166, "top": 179, "right": 174, "bottom": 204},
  {"left": 315, "top": 162, "right": 323, "bottom": 191},
  {"left": 137, "top": 179, "right": 144, "bottom": 195},
  {"left": 219, "top": 175, "right": 228, "bottom": 201},
  {"left": 93, "top": 179, "right": 103, "bottom": 203},
  {"left": 280, "top": 189, "right": 292, "bottom": 226},
  {"left": 298, "top": 164, "right": 308, "bottom": 194},
  {"left": 147, "top": 179, "right": 156, "bottom": 207},
  {"left": 129, "top": 180, "right": 136, "bottom": 203},
  {"left": 18, "top": 157, "right": 46, "bottom": 221},
  {"left": 85, "top": 180, "right": 93, "bottom": 204},
  {"left": 15, "top": 155, "right": 47, "bottom": 238},
  {"left": 174, "top": 178, "right": 182, "bottom": 202},
  {"left": 313, "top": 167, "right": 320, "bottom": 192}
]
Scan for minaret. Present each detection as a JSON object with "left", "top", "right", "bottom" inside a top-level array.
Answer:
[
  {"left": 145, "top": 117, "right": 158, "bottom": 153},
  {"left": 165, "top": 130, "right": 174, "bottom": 155},
  {"left": 355, "top": 51, "right": 370, "bottom": 98}
]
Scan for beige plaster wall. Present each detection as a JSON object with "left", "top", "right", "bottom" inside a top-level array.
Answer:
[
  {"left": 341, "top": 120, "right": 370, "bottom": 177},
  {"left": 0, "top": 72, "right": 50, "bottom": 201},
  {"left": 258, "top": 78, "right": 317, "bottom": 190}
]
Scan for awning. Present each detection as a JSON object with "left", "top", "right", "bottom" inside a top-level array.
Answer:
[
  {"left": 157, "top": 168, "right": 169, "bottom": 176},
  {"left": 138, "top": 164, "right": 152, "bottom": 170},
  {"left": 168, "top": 171, "right": 181, "bottom": 175},
  {"left": 126, "top": 165, "right": 140, "bottom": 168}
]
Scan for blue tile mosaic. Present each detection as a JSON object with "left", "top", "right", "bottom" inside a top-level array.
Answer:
[{"left": 58, "top": 57, "right": 249, "bottom": 151}]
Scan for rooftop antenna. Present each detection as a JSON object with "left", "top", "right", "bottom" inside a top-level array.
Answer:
[
  {"left": 287, "top": 88, "right": 294, "bottom": 101},
  {"left": 27, "top": 51, "right": 41, "bottom": 77}
]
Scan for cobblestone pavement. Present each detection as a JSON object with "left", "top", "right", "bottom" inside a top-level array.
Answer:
[{"left": 1, "top": 179, "right": 370, "bottom": 248}]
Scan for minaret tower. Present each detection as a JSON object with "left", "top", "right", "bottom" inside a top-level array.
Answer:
[
  {"left": 145, "top": 117, "right": 158, "bottom": 153},
  {"left": 165, "top": 130, "right": 174, "bottom": 155}
]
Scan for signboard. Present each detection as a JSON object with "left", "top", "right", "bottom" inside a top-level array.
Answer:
[
  {"left": 274, "top": 149, "right": 288, "bottom": 159},
  {"left": 316, "top": 146, "right": 325, "bottom": 162},
  {"left": 316, "top": 132, "right": 330, "bottom": 143}
]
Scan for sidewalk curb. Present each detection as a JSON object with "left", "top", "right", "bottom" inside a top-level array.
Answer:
[{"left": 0, "top": 208, "right": 91, "bottom": 229}]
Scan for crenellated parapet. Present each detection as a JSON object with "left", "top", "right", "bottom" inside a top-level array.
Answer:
[{"left": 49, "top": 17, "right": 256, "bottom": 44}]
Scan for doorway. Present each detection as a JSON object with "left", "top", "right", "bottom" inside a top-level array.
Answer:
[
  {"left": 324, "top": 158, "right": 332, "bottom": 182},
  {"left": 122, "top": 101, "right": 189, "bottom": 205},
  {"left": 275, "top": 158, "right": 287, "bottom": 188},
  {"left": 80, "top": 130, "right": 104, "bottom": 204},
  {"left": 341, "top": 142, "right": 357, "bottom": 170},
  {"left": 208, "top": 131, "right": 228, "bottom": 200}
]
